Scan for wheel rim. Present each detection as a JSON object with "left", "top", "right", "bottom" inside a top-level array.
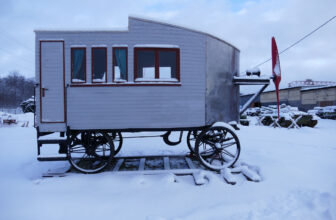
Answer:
[
  {"left": 68, "top": 132, "right": 114, "bottom": 173},
  {"left": 187, "top": 130, "right": 202, "bottom": 154},
  {"left": 195, "top": 126, "right": 240, "bottom": 170},
  {"left": 107, "top": 132, "right": 123, "bottom": 155}
]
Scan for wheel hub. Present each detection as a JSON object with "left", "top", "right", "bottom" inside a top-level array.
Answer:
[{"left": 215, "top": 143, "right": 222, "bottom": 150}]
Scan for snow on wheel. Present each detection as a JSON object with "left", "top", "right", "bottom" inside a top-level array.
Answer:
[
  {"left": 186, "top": 130, "right": 202, "bottom": 154},
  {"left": 67, "top": 131, "right": 115, "bottom": 174},
  {"left": 195, "top": 125, "right": 240, "bottom": 171}
]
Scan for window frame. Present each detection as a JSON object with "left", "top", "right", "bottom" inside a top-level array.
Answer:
[
  {"left": 112, "top": 47, "right": 128, "bottom": 82},
  {"left": 71, "top": 47, "right": 86, "bottom": 84},
  {"left": 134, "top": 47, "right": 180, "bottom": 82},
  {"left": 91, "top": 47, "right": 107, "bottom": 83}
]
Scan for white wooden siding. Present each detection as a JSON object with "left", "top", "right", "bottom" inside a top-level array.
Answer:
[{"left": 36, "top": 18, "right": 207, "bottom": 131}]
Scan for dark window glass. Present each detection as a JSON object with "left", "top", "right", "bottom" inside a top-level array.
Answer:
[
  {"left": 135, "top": 48, "right": 179, "bottom": 81},
  {"left": 159, "top": 51, "right": 177, "bottom": 79},
  {"left": 92, "top": 48, "right": 106, "bottom": 82},
  {"left": 136, "top": 51, "right": 155, "bottom": 79},
  {"left": 113, "top": 48, "right": 127, "bottom": 81},
  {"left": 71, "top": 48, "right": 85, "bottom": 82}
]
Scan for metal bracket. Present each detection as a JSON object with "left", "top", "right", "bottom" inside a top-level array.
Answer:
[
  {"left": 162, "top": 131, "right": 183, "bottom": 146},
  {"left": 240, "top": 83, "right": 269, "bottom": 116}
]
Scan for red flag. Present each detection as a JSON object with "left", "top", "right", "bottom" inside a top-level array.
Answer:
[{"left": 272, "top": 37, "right": 281, "bottom": 118}]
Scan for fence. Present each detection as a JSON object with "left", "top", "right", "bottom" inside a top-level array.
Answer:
[{"left": 0, "top": 108, "right": 23, "bottom": 114}]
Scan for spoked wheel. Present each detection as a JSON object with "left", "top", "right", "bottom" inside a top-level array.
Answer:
[
  {"left": 107, "top": 132, "right": 123, "bottom": 155},
  {"left": 195, "top": 126, "right": 240, "bottom": 171},
  {"left": 186, "top": 130, "right": 202, "bottom": 154},
  {"left": 67, "top": 131, "right": 114, "bottom": 173}
]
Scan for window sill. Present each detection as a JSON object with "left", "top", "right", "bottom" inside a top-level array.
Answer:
[{"left": 71, "top": 80, "right": 86, "bottom": 83}]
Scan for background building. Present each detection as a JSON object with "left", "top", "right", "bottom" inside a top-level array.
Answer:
[{"left": 240, "top": 80, "right": 336, "bottom": 111}]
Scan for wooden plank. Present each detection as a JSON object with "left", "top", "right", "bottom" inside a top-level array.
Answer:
[
  {"left": 192, "top": 171, "right": 207, "bottom": 185},
  {"left": 185, "top": 157, "right": 195, "bottom": 169},
  {"left": 114, "top": 154, "right": 189, "bottom": 160},
  {"left": 110, "top": 169, "right": 200, "bottom": 175},
  {"left": 42, "top": 172, "right": 68, "bottom": 178},
  {"left": 112, "top": 159, "right": 124, "bottom": 172},
  {"left": 220, "top": 168, "right": 236, "bottom": 185},
  {"left": 163, "top": 157, "right": 170, "bottom": 170},
  {"left": 139, "top": 158, "right": 146, "bottom": 171}
]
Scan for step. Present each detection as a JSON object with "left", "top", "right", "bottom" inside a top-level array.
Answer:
[
  {"left": 37, "top": 155, "right": 68, "bottom": 161},
  {"left": 38, "top": 139, "right": 67, "bottom": 144}
]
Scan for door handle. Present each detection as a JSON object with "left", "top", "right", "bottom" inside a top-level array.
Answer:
[{"left": 42, "top": 88, "right": 49, "bottom": 97}]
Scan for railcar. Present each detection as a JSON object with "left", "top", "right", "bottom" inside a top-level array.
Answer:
[{"left": 35, "top": 17, "right": 261, "bottom": 173}]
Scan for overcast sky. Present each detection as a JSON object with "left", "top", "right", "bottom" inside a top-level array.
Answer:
[{"left": 0, "top": 0, "right": 335, "bottom": 93}]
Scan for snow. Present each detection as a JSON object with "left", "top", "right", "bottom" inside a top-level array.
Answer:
[
  {"left": 112, "top": 44, "right": 128, "bottom": 47},
  {"left": 91, "top": 44, "right": 108, "bottom": 47},
  {"left": 1, "top": 114, "right": 336, "bottom": 219},
  {"left": 70, "top": 45, "right": 87, "bottom": 47},
  {"left": 92, "top": 72, "right": 106, "bottom": 82},
  {"left": 212, "top": 121, "right": 237, "bottom": 135},
  {"left": 113, "top": 79, "right": 127, "bottom": 83},
  {"left": 301, "top": 85, "right": 336, "bottom": 91},
  {"left": 0, "top": 111, "right": 33, "bottom": 127},
  {"left": 234, "top": 75, "right": 270, "bottom": 80},
  {"left": 71, "top": 79, "right": 85, "bottom": 82}
]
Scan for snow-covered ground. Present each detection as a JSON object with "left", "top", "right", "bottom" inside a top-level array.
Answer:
[{"left": 0, "top": 113, "right": 336, "bottom": 220}]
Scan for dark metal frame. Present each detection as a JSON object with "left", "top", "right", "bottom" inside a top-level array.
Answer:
[{"left": 36, "top": 125, "right": 210, "bottom": 161}]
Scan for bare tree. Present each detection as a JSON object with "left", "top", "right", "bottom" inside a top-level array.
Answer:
[{"left": 0, "top": 72, "right": 35, "bottom": 108}]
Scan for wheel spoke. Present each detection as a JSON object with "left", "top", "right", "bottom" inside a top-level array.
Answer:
[
  {"left": 219, "top": 153, "right": 224, "bottom": 165},
  {"left": 202, "top": 139, "right": 216, "bottom": 147},
  {"left": 202, "top": 148, "right": 216, "bottom": 154},
  {"left": 222, "top": 149, "right": 235, "bottom": 158},
  {"left": 224, "top": 136, "right": 234, "bottom": 141},
  {"left": 209, "top": 153, "right": 219, "bottom": 164},
  {"left": 221, "top": 142, "right": 236, "bottom": 148}
]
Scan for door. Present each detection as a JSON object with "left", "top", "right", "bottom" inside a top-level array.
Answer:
[{"left": 40, "top": 41, "right": 65, "bottom": 123}]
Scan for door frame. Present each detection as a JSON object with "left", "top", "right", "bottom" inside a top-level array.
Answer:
[{"left": 39, "top": 40, "right": 66, "bottom": 123}]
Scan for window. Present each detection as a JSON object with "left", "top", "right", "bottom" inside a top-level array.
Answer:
[
  {"left": 134, "top": 48, "right": 180, "bottom": 82},
  {"left": 92, "top": 48, "right": 107, "bottom": 83},
  {"left": 71, "top": 48, "right": 86, "bottom": 83},
  {"left": 113, "top": 47, "right": 128, "bottom": 81}
]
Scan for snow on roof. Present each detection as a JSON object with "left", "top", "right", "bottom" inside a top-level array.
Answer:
[
  {"left": 261, "top": 86, "right": 303, "bottom": 93},
  {"left": 300, "top": 85, "right": 336, "bottom": 91},
  {"left": 241, "top": 85, "right": 336, "bottom": 97}
]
